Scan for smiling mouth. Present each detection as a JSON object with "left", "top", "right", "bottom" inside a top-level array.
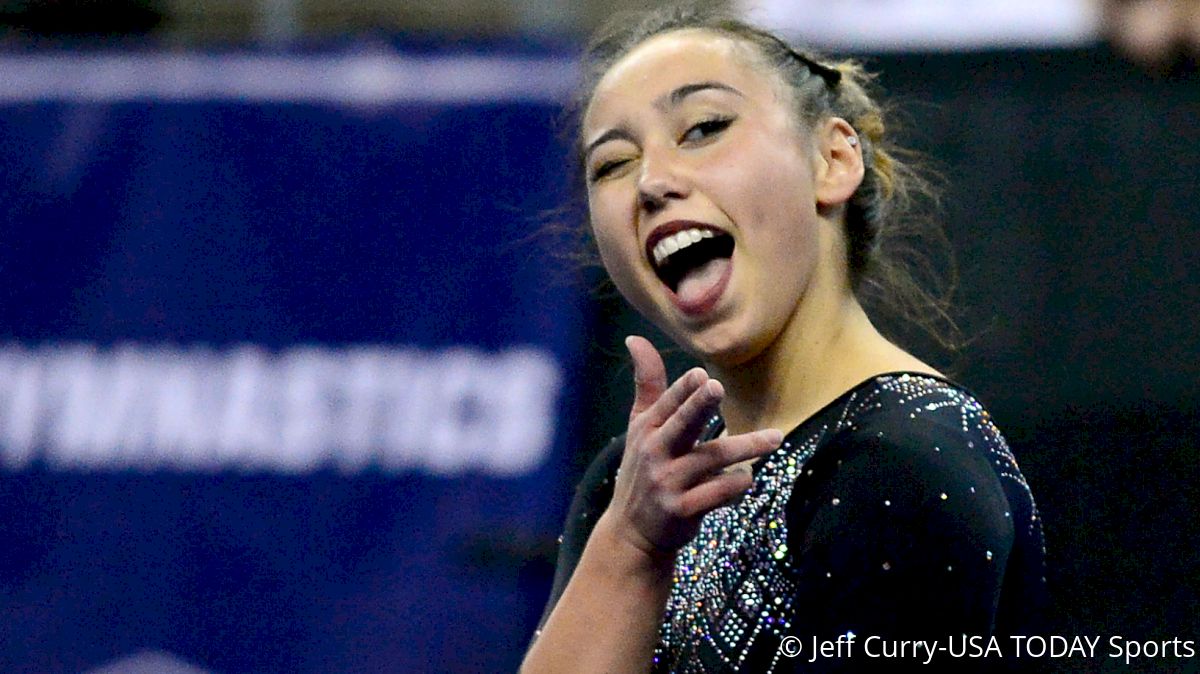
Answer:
[{"left": 649, "top": 227, "right": 735, "bottom": 293}]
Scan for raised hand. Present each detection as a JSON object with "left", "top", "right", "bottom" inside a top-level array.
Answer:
[{"left": 604, "top": 335, "right": 784, "bottom": 560}]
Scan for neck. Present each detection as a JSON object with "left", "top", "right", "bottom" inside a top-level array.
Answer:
[{"left": 709, "top": 294, "right": 933, "bottom": 437}]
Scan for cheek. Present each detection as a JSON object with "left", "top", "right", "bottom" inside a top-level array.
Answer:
[
  {"left": 588, "top": 200, "right": 641, "bottom": 287},
  {"left": 708, "top": 135, "right": 810, "bottom": 218},
  {"left": 592, "top": 228, "right": 628, "bottom": 281},
  {"left": 587, "top": 195, "right": 628, "bottom": 261},
  {"left": 751, "top": 150, "right": 815, "bottom": 236},
  {"left": 589, "top": 211, "right": 665, "bottom": 321}
]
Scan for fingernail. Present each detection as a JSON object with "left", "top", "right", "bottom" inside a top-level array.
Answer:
[{"left": 764, "top": 429, "right": 784, "bottom": 445}]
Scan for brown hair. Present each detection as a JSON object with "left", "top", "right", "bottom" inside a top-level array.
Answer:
[{"left": 566, "top": 0, "right": 961, "bottom": 352}]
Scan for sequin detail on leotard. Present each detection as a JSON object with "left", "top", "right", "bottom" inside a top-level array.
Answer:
[{"left": 650, "top": 374, "right": 1043, "bottom": 673}]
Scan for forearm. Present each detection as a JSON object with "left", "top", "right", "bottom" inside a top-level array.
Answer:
[{"left": 521, "top": 512, "right": 674, "bottom": 674}]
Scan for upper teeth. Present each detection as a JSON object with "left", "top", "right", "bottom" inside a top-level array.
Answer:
[{"left": 652, "top": 228, "right": 716, "bottom": 266}]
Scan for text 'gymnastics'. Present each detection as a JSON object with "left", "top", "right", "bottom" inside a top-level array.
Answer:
[{"left": 0, "top": 342, "right": 562, "bottom": 477}]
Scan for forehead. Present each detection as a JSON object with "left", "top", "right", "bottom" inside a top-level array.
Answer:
[{"left": 584, "top": 29, "right": 778, "bottom": 127}]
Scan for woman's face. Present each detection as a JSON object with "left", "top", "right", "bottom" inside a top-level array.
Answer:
[{"left": 583, "top": 29, "right": 843, "bottom": 367}]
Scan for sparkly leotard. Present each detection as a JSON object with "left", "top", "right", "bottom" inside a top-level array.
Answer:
[{"left": 536, "top": 374, "right": 1046, "bottom": 673}]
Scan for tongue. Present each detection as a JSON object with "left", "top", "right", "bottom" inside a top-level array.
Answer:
[{"left": 675, "top": 257, "right": 730, "bottom": 305}]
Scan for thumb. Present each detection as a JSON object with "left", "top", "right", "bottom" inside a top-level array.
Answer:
[{"left": 625, "top": 335, "right": 667, "bottom": 418}]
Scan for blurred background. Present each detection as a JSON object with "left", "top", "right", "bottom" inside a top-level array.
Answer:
[{"left": 0, "top": 0, "right": 1197, "bottom": 672}]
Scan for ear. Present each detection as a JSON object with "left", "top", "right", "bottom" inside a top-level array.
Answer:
[{"left": 813, "top": 117, "right": 864, "bottom": 207}]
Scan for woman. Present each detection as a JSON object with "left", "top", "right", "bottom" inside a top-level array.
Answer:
[{"left": 523, "top": 4, "right": 1045, "bottom": 672}]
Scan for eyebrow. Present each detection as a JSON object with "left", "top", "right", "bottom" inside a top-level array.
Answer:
[
  {"left": 584, "top": 128, "right": 636, "bottom": 161},
  {"left": 660, "top": 81, "right": 744, "bottom": 109},
  {"left": 584, "top": 81, "right": 744, "bottom": 160}
]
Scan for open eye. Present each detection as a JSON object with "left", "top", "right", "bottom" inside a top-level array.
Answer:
[{"left": 681, "top": 117, "right": 733, "bottom": 144}]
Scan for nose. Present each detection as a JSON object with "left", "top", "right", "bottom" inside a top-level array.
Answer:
[{"left": 636, "top": 148, "right": 689, "bottom": 216}]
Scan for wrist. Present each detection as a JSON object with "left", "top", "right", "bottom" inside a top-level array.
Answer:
[{"left": 590, "top": 511, "right": 678, "bottom": 581}]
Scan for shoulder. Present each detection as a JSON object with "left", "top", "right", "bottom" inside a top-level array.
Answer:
[
  {"left": 824, "top": 374, "right": 1018, "bottom": 502},
  {"left": 786, "top": 374, "right": 1018, "bottom": 568},
  {"left": 840, "top": 373, "right": 1005, "bottom": 453},
  {"left": 575, "top": 434, "right": 624, "bottom": 506},
  {"left": 558, "top": 434, "right": 624, "bottom": 555},
  {"left": 777, "top": 376, "right": 1027, "bottom": 636}
]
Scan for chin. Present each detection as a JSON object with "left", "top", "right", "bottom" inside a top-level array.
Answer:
[{"left": 676, "top": 327, "right": 767, "bottom": 371}]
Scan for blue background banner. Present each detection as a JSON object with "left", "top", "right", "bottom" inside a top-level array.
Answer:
[{"left": 0, "top": 51, "right": 584, "bottom": 673}]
